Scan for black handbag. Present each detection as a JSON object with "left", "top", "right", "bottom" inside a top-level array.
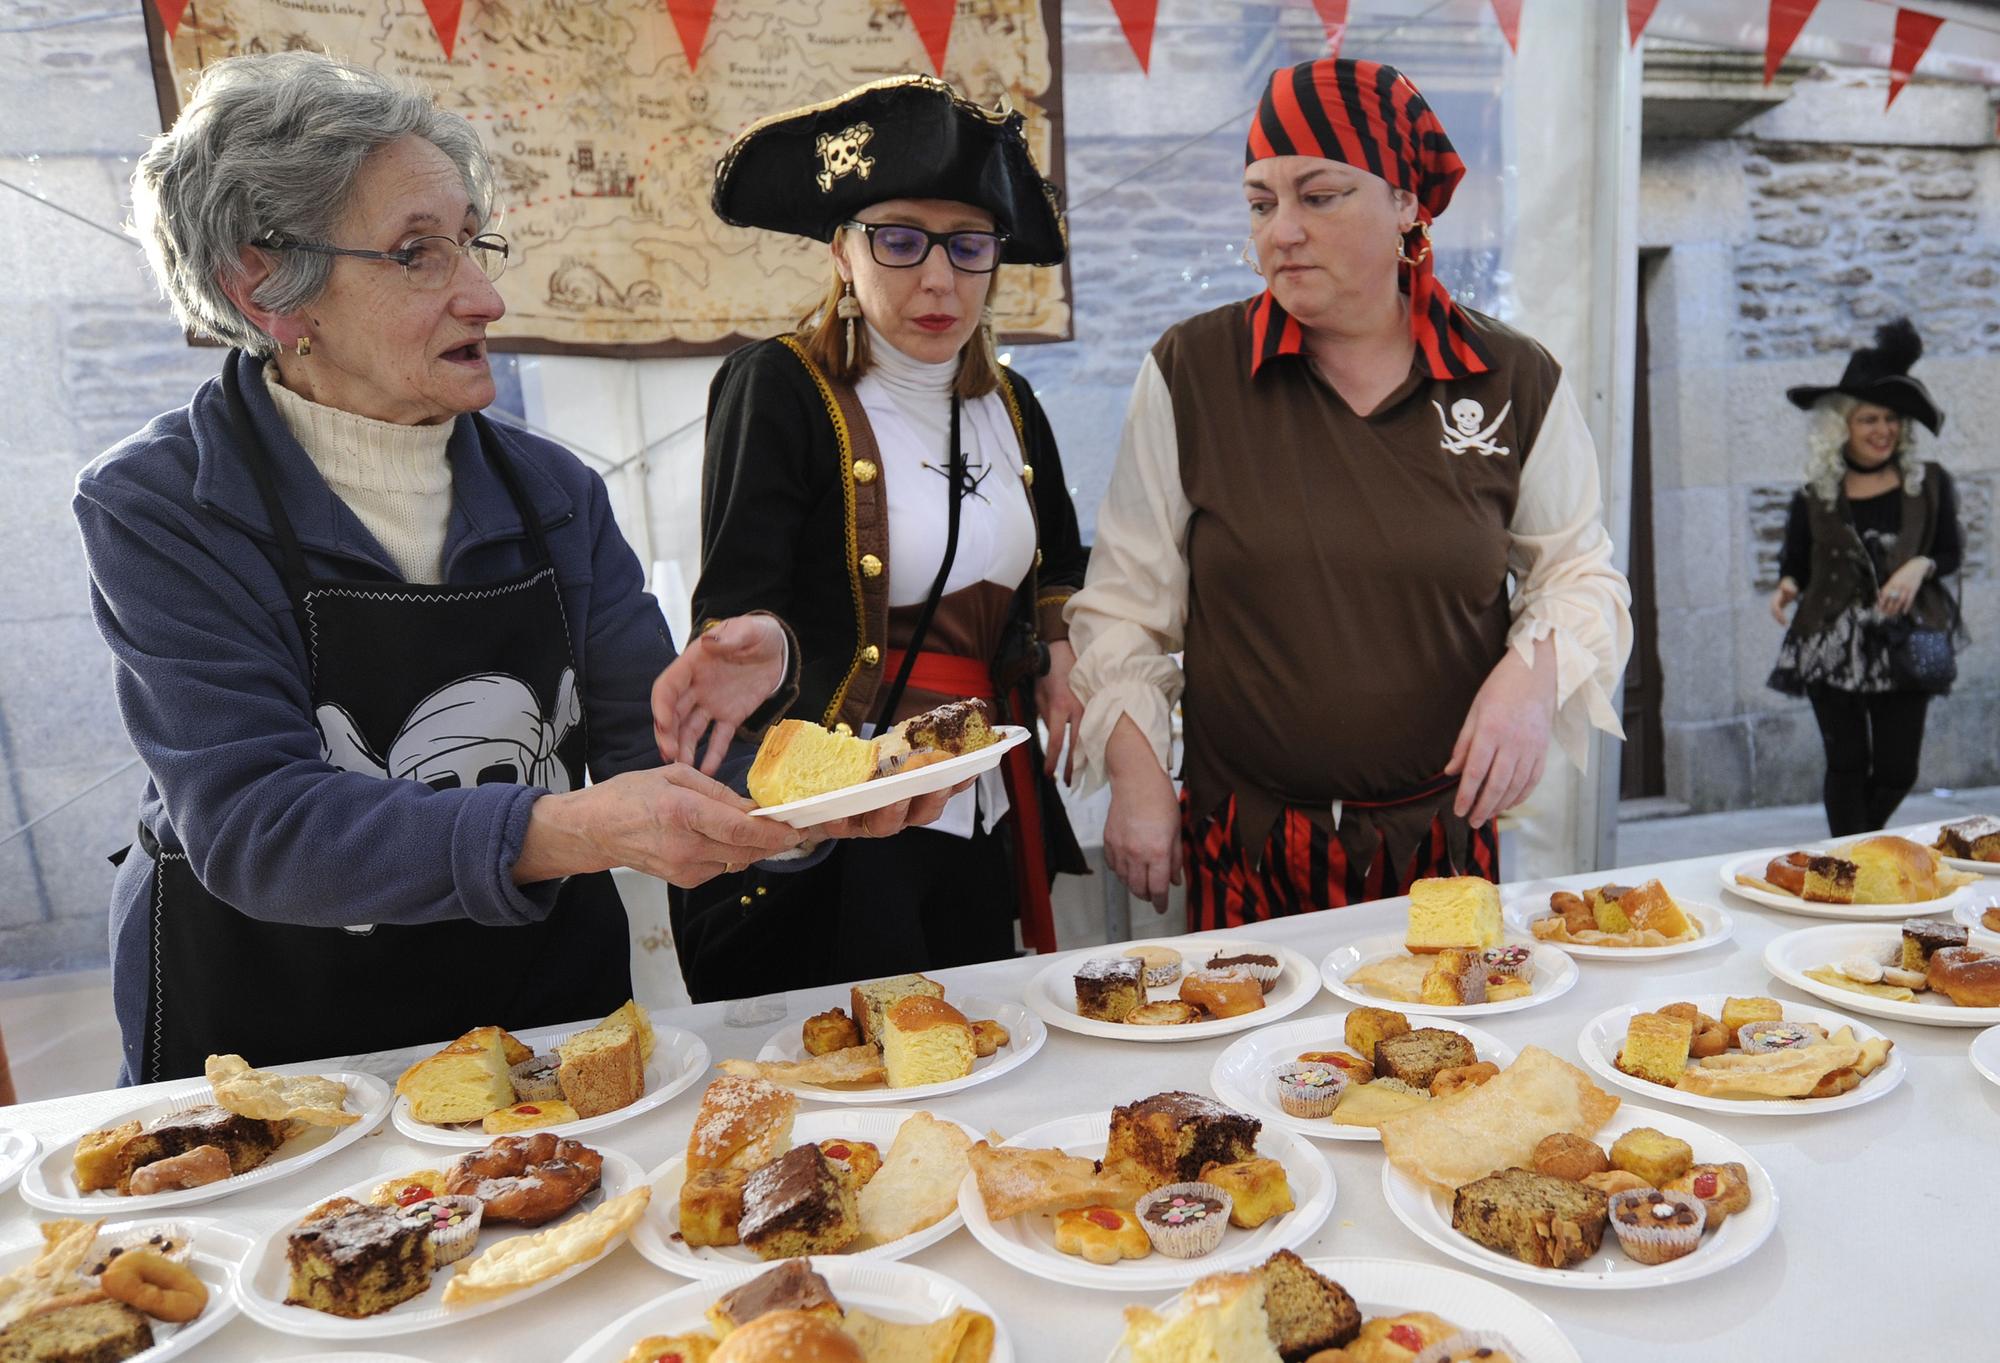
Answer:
[{"left": 1880, "top": 575, "right": 1961, "bottom": 693}]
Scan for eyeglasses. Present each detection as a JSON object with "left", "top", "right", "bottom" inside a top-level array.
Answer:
[
  {"left": 260, "top": 233, "right": 510, "bottom": 289},
  {"left": 843, "top": 221, "right": 1006, "bottom": 274}
]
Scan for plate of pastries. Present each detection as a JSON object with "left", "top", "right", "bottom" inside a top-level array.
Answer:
[
  {"left": 1911, "top": 815, "right": 2000, "bottom": 876},
  {"left": 1764, "top": 919, "right": 2000, "bottom": 1026},
  {"left": 1506, "top": 880, "right": 1731, "bottom": 958},
  {"left": 1954, "top": 900, "right": 2000, "bottom": 935},
  {"left": 1377, "top": 1049, "right": 1777, "bottom": 1290},
  {"left": 635, "top": 1077, "right": 980, "bottom": 1280},
  {"left": 957, "top": 1090, "right": 1335, "bottom": 1292},
  {"left": 560, "top": 1257, "right": 1011, "bottom": 1363},
  {"left": 1319, "top": 879, "right": 1578, "bottom": 1018},
  {"left": 235, "top": 1132, "right": 649, "bottom": 1338},
  {"left": 1722, "top": 835, "right": 1977, "bottom": 917},
  {"left": 719, "top": 975, "right": 1044, "bottom": 1103},
  {"left": 1106, "top": 1250, "right": 1582, "bottom": 1363},
  {"left": 1209, "top": 1010, "right": 1518, "bottom": 1144},
  {"left": 391, "top": 1000, "right": 708, "bottom": 1146},
  {"left": 0, "top": 1215, "right": 253, "bottom": 1363},
  {"left": 20, "top": 1055, "right": 391, "bottom": 1215},
  {"left": 747, "top": 700, "right": 1029, "bottom": 828},
  {"left": 1025, "top": 937, "right": 1320, "bottom": 1042},
  {"left": 1578, "top": 992, "right": 1904, "bottom": 1115}
]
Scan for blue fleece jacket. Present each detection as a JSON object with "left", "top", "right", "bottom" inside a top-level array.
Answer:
[{"left": 75, "top": 352, "right": 677, "bottom": 1082}]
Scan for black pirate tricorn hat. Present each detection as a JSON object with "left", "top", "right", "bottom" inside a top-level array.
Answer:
[
  {"left": 710, "top": 75, "right": 1065, "bottom": 266},
  {"left": 1786, "top": 317, "right": 1944, "bottom": 434}
]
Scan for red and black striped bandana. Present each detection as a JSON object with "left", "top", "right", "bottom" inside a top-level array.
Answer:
[{"left": 1244, "top": 58, "right": 1492, "bottom": 380}]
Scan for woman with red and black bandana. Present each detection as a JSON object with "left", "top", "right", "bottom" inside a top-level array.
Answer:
[{"left": 1066, "top": 58, "right": 1633, "bottom": 929}]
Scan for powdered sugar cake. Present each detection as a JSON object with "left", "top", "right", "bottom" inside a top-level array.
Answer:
[{"left": 685, "top": 1078, "right": 797, "bottom": 1175}]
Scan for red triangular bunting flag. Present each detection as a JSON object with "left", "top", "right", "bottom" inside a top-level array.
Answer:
[
  {"left": 1627, "top": 0, "right": 1662, "bottom": 46},
  {"left": 1887, "top": 7, "right": 1945, "bottom": 108},
  {"left": 1764, "top": 0, "right": 1822, "bottom": 84},
  {"left": 902, "top": 0, "right": 956, "bottom": 75},
  {"left": 1109, "top": 0, "right": 1159, "bottom": 73},
  {"left": 1489, "top": 0, "right": 1522, "bottom": 53},
  {"left": 152, "top": 0, "right": 190, "bottom": 39},
  {"left": 421, "top": 0, "right": 463, "bottom": 60},
  {"left": 1311, "top": 0, "right": 1350, "bottom": 57},
  {"left": 666, "top": 0, "right": 720, "bottom": 73}
]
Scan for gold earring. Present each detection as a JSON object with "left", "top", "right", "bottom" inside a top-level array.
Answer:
[
  {"left": 1396, "top": 221, "right": 1433, "bottom": 267},
  {"left": 835, "top": 281, "right": 861, "bottom": 368},
  {"left": 1239, "top": 242, "right": 1263, "bottom": 277},
  {"left": 294, "top": 335, "right": 312, "bottom": 357}
]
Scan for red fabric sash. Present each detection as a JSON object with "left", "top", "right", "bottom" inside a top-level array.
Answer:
[{"left": 880, "top": 649, "right": 1057, "bottom": 954}]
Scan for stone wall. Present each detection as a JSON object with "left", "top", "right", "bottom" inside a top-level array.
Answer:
[{"left": 1640, "top": 65, "right": 2000, "bottom": 813}]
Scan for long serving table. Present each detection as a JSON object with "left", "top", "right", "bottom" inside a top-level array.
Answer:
[{"left": 4, "top": 840, "right": 1995, "bottom": 1361}]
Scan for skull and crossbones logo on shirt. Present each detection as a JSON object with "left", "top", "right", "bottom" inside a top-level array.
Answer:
[{"left": 1432, "top": 396, "right": 1513, "bottom": 457}]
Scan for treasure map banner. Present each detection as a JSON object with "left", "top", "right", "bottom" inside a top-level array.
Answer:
[{"left": 144, "top": 1, "right": 1069, "bottom": 356}]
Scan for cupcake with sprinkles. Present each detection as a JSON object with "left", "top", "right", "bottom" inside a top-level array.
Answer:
[{"left": 1136, "top": 1181, "right": 1233, "bottom": 1258}]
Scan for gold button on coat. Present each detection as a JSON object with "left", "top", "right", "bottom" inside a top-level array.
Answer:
[
  {"left": 834, "top": 722, "right": 853, "bottom": 736},
  {"left": 1035, "top": 549, "right": 1044, "bottom": 568},
  {"left": 1021, "top": 463, "right": 1035, "bottom": 487},
  {"left": 853, "top": 459, "right": 878, "bottom": 484},
  {"left": 860, "top": 553, "right": 882, "bottom": 578},
  {"left": 861, "top": 645, "right": 881, "bottom": 666}
]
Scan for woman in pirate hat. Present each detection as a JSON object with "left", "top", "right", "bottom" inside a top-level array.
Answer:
[
  {"left": 664, "top": 76, "right": 1088, "bottom": 1001},
  {"left": 1769, "top": 317, "right": 1962, "bottom": 835},
  {"left": 1065, "top": 57, "right": 1633, "bottom": 927}
]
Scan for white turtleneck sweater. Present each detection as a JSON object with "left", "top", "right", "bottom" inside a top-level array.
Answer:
[{"left": 264, "top": 364, "right": 456, "bottom": 584}]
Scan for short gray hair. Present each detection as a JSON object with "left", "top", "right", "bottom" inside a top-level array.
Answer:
[
  {"left": 131, "top": 51, "right": 494, "bottom": 356},
  {"left": 1804, "top": 392, "right": 1921, "bottom": 504}
]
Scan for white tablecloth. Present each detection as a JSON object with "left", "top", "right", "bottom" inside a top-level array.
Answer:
[{"left": 4, "top": 842, "right": 1995, "bottom": 1360}]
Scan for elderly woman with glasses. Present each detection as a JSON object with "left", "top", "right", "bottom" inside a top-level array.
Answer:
[
  {"left": 75, "top": 53, "right": 948, "bottom": 1082},
  {"left": 663, "top": 76, "right": 1089, "bottom": 1002}
]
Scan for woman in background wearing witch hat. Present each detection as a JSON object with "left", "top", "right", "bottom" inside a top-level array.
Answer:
[
  {"left": 1769, "top": 318, "right": 1963, "bottom": 835},
  {"left": 664, "top": 76, "right": 1089, "bottom": 1002}
]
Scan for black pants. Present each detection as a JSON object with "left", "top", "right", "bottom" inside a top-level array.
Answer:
[
  {"left": 1807, "top": 686, "right": 1932, "bottom": 836},
  {"left": 669, "top": 823, "right": 1017, "bottom": 1004}
]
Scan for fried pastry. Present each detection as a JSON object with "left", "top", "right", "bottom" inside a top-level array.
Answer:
[
  {"left": 717, "top": 1046, "right": 886, "bottom": 1090},
  {"left": 801, "top": 1009, "right": 861, "bottom": 1057},
  {"left": 854, "top": 1111, "right": 971, "bottom": 1245},
  {"left": 1197, "top": 1157, "right": 1294, "bottom": 1229},
  {"left": 205, "top": 1054, "right": 357, "bottom": 1127},
  {"left": 966, "top": 1141, "right": 1150, "bottom": 1219}
]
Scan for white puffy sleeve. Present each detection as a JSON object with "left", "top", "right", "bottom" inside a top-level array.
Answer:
[
  {"left": 1062, "top": 354, "right": 1192, "bottom": 791},
  {"left": 1506, "top": 374, "right": 1635, "bottom": 770}
]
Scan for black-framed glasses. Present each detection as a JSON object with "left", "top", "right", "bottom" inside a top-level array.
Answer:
[
  {"left": 260, "top": 233, "right": 510, "bottom": 289},
  {"left": 843, "top": 221, "right": 1007, "bottom": 274}
]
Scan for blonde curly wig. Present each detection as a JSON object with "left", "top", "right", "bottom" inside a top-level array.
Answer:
[{"left": 1804, "top": 392, "right": 1921, "bottom": 505}]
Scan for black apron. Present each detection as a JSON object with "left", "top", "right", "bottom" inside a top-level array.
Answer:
[{"left": 133, "top": 361, "right": 630, "bottom": 1082}]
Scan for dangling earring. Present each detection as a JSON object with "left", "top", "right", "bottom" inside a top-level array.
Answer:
[
  {"left": 294, "top": 334, "right": 312, "bottom": 358},
  {"left": 1395, "top": 221, "right": 1433, "bottom": 267},
  {"left": 1239, "top": 242, "right": 1263, "bottom": 278},
  {"left": 836, "top": 281, "right": 861, "bottom": 368}
]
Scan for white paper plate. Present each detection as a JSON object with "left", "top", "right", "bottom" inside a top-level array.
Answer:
[
  {"left": 391, "top": 1019, "right": 708, "bottom": 1147},
  {"left": 957, "top": 1108, "right": 1335, "bottom": 1292},
  {"left": 1886, "top": 820, "right": 2000, "bottom": 877},
  {"left": 632, "top": 1108, "right": 984, "bottom": 1279},
  {"left": 749, "top": 726, "right": 1031, "bottom": 827},
  {"left": 1382, "top": 1103, "right": 1777, "bottom": 1290},
  {"left": 0, "top": 1216, "right": 254, "bottom": 1362},
  {"left": 1501, "top": 894, "right": 1732, "bottom": 960},
  {"left": 19, "top": 1071, "right": 393, "bottom": 1215},
  {"left": 1209, "top": 1013, "right": 1518, "bottom": 1144},
  {"left": 1319, "top": 934, "right": 1577, "bottom": 1018},
  {"left": 559, "top": 1256, "right": 1015, "bottom": 1363},
  {"left": 1576, "top": 993, "right": 1906, "bottom": 1116},
  {"left": 746, "top": 997, "right": 1044, "bottom": 1104},
  {"left": 0, "top": 1125, "right": 36, "bottom": 1197},
  {"left": 1718, "top": 852, "right": 1971, "bottom": 918},
  {"left": 1764, "top": 922, "right": 2000, "bottom": 1026},
  {"left": 1103, "top": 1256, "right": 1582, "bottom": 1363},
  {"left": 1971, "top": 1026, "right": 2000, "bottom": 1090},
  {"left": 235, "top": 1147, "right": 645, "bottom": 1338},
  {"left": 283, "top": 1356, "right": 432, "bottom": 1362},
  {"left": 1025, "top": 937, "right": 1320, "bottom": 1042},
  {"left": 1954, "top": 899, "right": 2000, "bottom": 934}
]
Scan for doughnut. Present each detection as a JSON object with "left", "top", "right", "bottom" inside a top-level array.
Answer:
[
  {"left": 1764, "top": 852, "right": 1809, "bottom": 897},
  {"left": 444, "top": 1132, "right": 602, "bottom": 1226},
  {"left": 1928, "top": 946, "right": 2000, "bottom": 1008},
  {"left": 99, "top": 1249, "right": 207, "bottom": 1323}
]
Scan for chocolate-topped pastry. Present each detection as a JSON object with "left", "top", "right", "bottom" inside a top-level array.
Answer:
[
  {"left": 1075, "top": 956, "right": 1145, "bottom": 1022},
  {"left": 508, "top": 1054, "right": 563, "bottom": 1102},
  {"left": 1935, "top": 815, "right": 2000, "bottom": 862},
  {"left": 122, "top": 1104, "right": 286, "bottom": 1186},
  {"left": 738, "top": 1144, "right": 860, "bottom": 1260},
  {"left": 1206, "top": 950, "right": 1281, "bottom": 993},
  {"left": 707, "top": 1259, "right": 842, "bottom": 1333},
  {"left": 284, "top": 1202, "right": 434, "bottom": 1318},
  {"left": 1104, "top": 1091, "right": 1261, "bottom": 1187},
  {"left": 894, "top": 699, "right": 997, "bottom": 755},
  {"left": 1900, "top": 916, "right": 1968, "bottom": 973}
]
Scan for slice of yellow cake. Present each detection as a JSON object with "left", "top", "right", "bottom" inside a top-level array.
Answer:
[
  {"left": 880, "top": 996, "right": 975, "bottom": 1088},
  {"left": 1405, "top": 876, "right": 1502, "bottom": 953},
  {"left": 395, "top": 1029, "right": 515, "bottom": 1124},
  {"left": 747, "top": 719, "right": 881, "bottom": 807}
]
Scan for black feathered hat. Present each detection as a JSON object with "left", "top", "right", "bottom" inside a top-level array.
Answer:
[
  {"left": 1786, "top": 318, "right": 1944, "bottom": 434},
  {"left": 710, "top": 75, "right": 1065, "bottom": 266}
]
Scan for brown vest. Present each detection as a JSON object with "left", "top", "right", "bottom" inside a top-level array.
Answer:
[
  {"left": 1788, "top": 462, "right": 1952, "bottom": 641},
  {"left": 1154, "top": 300, "right": 1561, "bottom": 861}
]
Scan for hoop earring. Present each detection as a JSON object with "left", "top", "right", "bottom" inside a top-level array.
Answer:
[
  {"left": 294, "top": 335, "right": 312, "bottom": 358},
  {"left": 1239, "top": 242, "right": 1263, "bottom": 278},
  {"left": 835, "top": 280, "right": 861, "bottom": 368},
  {"left": 1395, "top": 221, "right": 1433, "bottom": 267}
]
